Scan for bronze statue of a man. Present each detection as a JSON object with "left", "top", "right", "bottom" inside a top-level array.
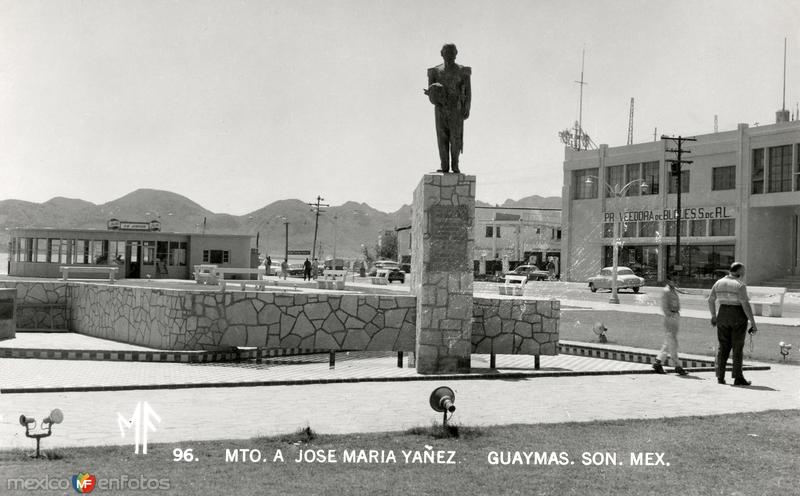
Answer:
[{"left": 425, "top": 43, "right": 471, "bottom": 173}]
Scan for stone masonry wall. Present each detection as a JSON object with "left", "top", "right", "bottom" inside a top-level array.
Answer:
[
  {"left": 69, "top": 283, "right": 417, "bottom": 351},
  {"left": 0, "top": 280, "right": 69, "bottom": 330},
  {"left": 1, "top": 280, "right": 559, "bottom": 355},
  {"left": 472, "top": 296, "right": 559, "bottom": 355}
]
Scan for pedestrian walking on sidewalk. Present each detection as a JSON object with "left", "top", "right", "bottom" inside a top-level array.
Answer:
[
  {"left": 653, "top": 273, "right": 687, "bottom": 375},
  {"left": 303, "top": 258, "right": 312, "bottom": 281},
  {"left": 707, "top": 262, "right": 758, "bottom": 386},
  {"left": 280, "top": 259, "right": 289, "bottom": 280}
]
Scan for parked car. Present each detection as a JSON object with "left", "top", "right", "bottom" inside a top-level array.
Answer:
[
  {"left": 368, "top": 260, "right": 400, "bottom": 277},
  {"left": 504, "top": 264, "right": 549, "bottom": 281},
  {"left": 387, "top": 268, "right": 405, "bottom": 283},
  {"left": 587, "top": 267, "right": 645, "bottom": 293}
]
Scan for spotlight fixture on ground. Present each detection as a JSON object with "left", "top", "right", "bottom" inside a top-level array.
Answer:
[
  {"left": 19, "top": 408, "right": 63, "bottom": 458},
  {"left": 593, "top": 322, "right": 608, "bottom": 343},
  {"left": 429, "top": 386, "right": 456, "bottom": 427},
  {"left": 779, "top": 342, "right": 792, "bottom": 361}
]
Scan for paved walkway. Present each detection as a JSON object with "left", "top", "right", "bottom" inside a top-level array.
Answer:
[{"left": 1, "top": 362, "right": 796, "bottom": 450}]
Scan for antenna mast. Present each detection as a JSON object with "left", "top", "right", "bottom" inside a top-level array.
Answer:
[
  {"left": 627, "top": 98, "right": 634, "bottom": 145},
  {"left": 783, "top": 37, "right": 787, "bottom": 111},
  {"left": 559, "top": 48, "right": 596, "bottom": 151},
  {"left": 575, "top": 48, "right": 587, "bottom": 150}
]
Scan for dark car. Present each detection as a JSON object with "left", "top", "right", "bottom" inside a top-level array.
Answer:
[{"left": 387, "top": 268, "right": 405, "bottom": 283}]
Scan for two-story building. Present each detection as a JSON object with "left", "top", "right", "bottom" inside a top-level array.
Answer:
[{"left": 562, "top": 117, "right": 800, "bottom": 287}]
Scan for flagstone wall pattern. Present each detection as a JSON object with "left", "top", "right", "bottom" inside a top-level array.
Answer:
[{"left": 0, "top": 281, "right": 559, "bottom": 355}]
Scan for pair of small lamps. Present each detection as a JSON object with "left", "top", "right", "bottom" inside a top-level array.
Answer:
[{"left": 19, "top": 408, "right": 64, "bottom": 458}]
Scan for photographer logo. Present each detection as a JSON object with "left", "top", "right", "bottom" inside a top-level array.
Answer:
[{"left": 72, "top": 472, "right": 96, "bottom": 493}]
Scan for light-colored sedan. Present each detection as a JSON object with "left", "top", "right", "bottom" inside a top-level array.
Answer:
[{"left": 588, "top": 267, "right": 645, "bottom": 293}]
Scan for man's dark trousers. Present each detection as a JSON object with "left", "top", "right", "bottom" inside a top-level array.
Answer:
[{"left": 716, "top": 305, "right": 747, "bottom": 381}]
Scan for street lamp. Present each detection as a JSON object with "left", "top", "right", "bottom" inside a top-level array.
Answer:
[{"left": 586, "top": 176, "right": 648, "bottom": 304}]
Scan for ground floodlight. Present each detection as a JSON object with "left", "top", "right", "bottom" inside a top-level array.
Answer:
[
  {"left": 44, "top": 409, "right": 64, "bottom": 425},
  {"left": 19, "top": 407, "right": 63, "bottom": 458},
  {"left": 593, "top": 322, "right": 608, "bottom": 343},
  {"left": 429, "top": 386, "right": 456, "bottom": 426},
  {"left": 779, "top": 342, "right": 792, "bottom": 361}
]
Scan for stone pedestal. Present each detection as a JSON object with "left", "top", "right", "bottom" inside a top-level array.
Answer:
[{"left": 411, "top": 173, "right": 475, "bottom": 374}]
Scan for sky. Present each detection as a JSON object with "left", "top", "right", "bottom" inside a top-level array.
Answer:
[{"left": 2, "top": 0, "right": 799, "bottom": 215}]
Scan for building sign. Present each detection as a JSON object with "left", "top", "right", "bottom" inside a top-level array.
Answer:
[
  {"left": 287, "top": 250, "right": 311, "bottom": 255},
  {"left": 107, "top": 219, "right": 160, "bottom": 231},
  {"left": 602, "top": 206, "right": 735, "bottom": 223}
]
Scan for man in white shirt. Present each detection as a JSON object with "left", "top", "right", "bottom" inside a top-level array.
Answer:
[
  {"left": 653, "top": 273, "right": 687, "bottom": 376},
  {"left": 707, "top": 262, "right": 758, "bottom": 386}
]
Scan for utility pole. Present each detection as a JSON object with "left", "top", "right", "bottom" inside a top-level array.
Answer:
[
  {"left": 307, "top": 195, "right": 330, "bottom": 275},
  {"left": 283, "top": 217, "right": 289, "bottom": 262},
  {"left": 661, "top": 135, "right": 696, "bottom": 279}
]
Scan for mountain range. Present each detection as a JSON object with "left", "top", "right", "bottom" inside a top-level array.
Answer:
[{"left": 0, "top": 189, "right": 561, "bottom": 258}]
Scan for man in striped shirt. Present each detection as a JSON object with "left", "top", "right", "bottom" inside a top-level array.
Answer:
[{"left": 707, "top": 262, "right": 758, "bottom": 386}]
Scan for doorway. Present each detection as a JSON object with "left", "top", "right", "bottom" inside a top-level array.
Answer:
[{"left": 125, "top": 241, "right": 141, "bottom": 278}]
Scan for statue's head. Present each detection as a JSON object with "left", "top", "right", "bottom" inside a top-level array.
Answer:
[{"left": 440, "top": 43, "right": 458, "bottom": 62}]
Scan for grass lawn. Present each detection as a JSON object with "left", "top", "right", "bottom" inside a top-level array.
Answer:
[
  {"left": 561, "top": 309, "right": 800, "bottom": 366},
  {"left": 1, "top": 410, "right": 798, "bottom": 495}
]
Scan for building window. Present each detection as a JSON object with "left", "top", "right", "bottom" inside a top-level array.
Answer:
[
  {"left": 639, "top": 221, "right": 657, "bottom": 237},
  {"left": 712, "top": 166, "right": 736, "bottom": 190},
  {"left": 691, "top": 220, "right": 707, "bottom": 237},
  {"left": 603, "top": 245, "right": 659, "bottom": 282},
  {"left": 666, "top": 244, "right": 735, "bottom": 285},
  {"left": 573, "top": 168, "right": 599, "bottom": 199},
  {"left": 603, "top": 223, "right": 614, "bottom": 238},
  {"left": 605, "top": 165, "right": 624, "bottom": 197},
  {"left": 621, "top": 222, "right": 636, "bottom": 237},
  {"left": 556, "top": 229, "right": 562, "bottom": 240},
  {"left": 495, "top": 227, "right": 501, "bottom": 238},
  {"left": 768, "top": 145, "right": 792, "bottom": 193},
  {"left": 17, "top": 238, "right": 32, "bottom": 262},
  {"left": 711, "top": 219, "right": 735, "bottom": 236},
  {"left": 642, "top": 161, "right": 659, "bottom": 195},
  {"left": 752, "top": 148, "right": 764, "bottom": 194},
  {"left": 202, "top": 249, "right": 228, "bottom": 264},
  {"left": 665, "top": 220, "right": 688, "bottom": 237},
  {"left": 142, "top": 241, "right": 155, "bottom": 265},
  {"left": 157, "top": 241, "right": 169, "bottom": 265},
  {"left": 171, "top": 242, "right": 187, "bottom": 266},
  {"left": 625, "top": 163, "right": 642, "bottom": 196},
  {"left": 668, "top": 170, "right": 690, "bottom": 194}
]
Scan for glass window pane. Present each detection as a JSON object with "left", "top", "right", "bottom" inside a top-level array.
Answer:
[
  {"left": 625, "top": 163, "right": 641, "bottom": 196},
  {"left": 691, "top": 220, "right": 706, "bottom": 236},
  {"left": 573, "top": 168, "right": 599, "bottom": 199},
  {"left": 768, "top": 145, "right": 792, "bottom": 192},
  {"left": 606, "top": 165, "right": 624, "bottom": 195},
  {"left": 143, "top": 241, "right": 155, "bottom": 265},
  {"left": 642, "top": 161, "right": 659, "bottom": 195},
  {"left": 640, "top": 221, "right": 657, "bottom": 237},
  {"left": 712, "top": 166, "right": 735, "bottom": 190},
  {"left": 752, "top": 148, "right": 764, "bottom": 194}
]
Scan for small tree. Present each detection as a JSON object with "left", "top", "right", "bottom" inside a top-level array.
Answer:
[{"left": 375, "top": 231, "right": 398, "bottom": 260}]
